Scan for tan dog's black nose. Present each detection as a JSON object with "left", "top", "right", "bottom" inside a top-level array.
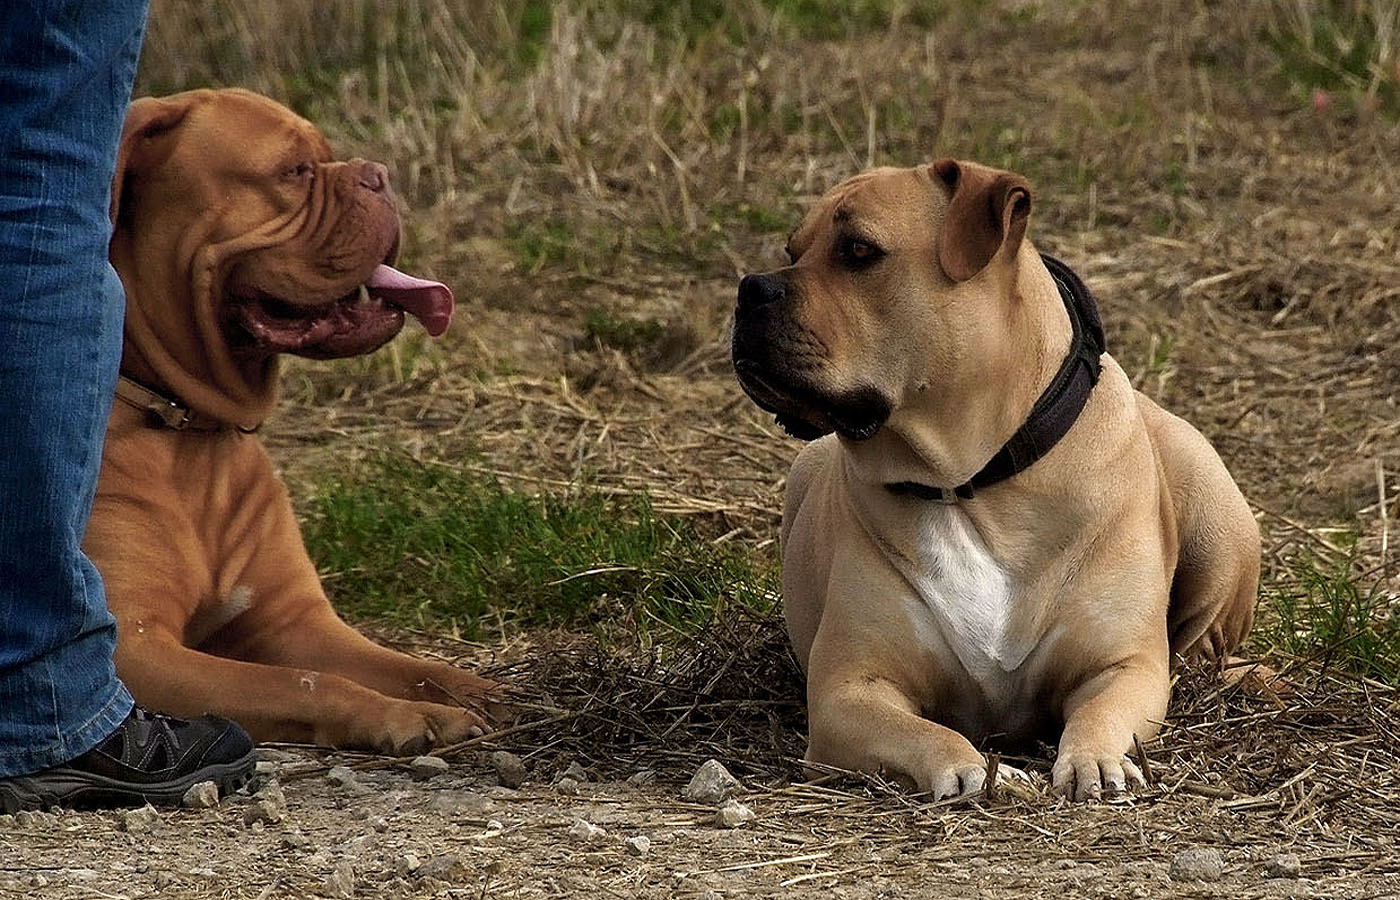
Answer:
[
  {"left": 355, "top": 160, "right": 389, "bottom": 193},
  {"left": 737, "top": 273, "right": 786, "bottom": 313}
]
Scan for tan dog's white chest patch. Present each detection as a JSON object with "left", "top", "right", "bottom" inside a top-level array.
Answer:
[{"left": 893, "top": 505, "right": 1030, "bottom": 682}]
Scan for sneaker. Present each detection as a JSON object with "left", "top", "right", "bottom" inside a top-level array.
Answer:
[{"left": 0, "top": 707, "right": 256, "bottom": 813}]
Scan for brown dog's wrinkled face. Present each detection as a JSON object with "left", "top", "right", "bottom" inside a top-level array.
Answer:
[
  {"left": 732, "top": 161, "right": 1031, "bottom": 441},
  {"left": 114, "top": 89, "right": 452, "bottom": 360}
]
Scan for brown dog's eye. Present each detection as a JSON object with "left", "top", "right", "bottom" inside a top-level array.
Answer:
[
  {"left": 784, "top": 245, "right": 797, "bottom": 265},
  {"left": 837, "top": 237, "right": 883, "bottom": 267},
  {"left": 282, "top": 162, "right": 314, "bottom": 182}
]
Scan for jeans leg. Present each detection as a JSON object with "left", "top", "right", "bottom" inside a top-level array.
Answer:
[{"left": 0, "top": 0, "right": 150, "bottom": 776}]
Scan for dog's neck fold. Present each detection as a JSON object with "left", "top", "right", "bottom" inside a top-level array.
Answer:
[
  {"left": 112, "top": 221, "right": 280, "bottom": 433},
  {"left": 847, "top": 246, "right": 1076, "bottom": 492}
]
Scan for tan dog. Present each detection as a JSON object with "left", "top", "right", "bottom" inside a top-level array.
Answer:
[
  {"left": 85, "top": 88, "right": 503, "bottom": 755},
  {"left": 732, "top": 160, "right": 1258, "bottom": 801}
]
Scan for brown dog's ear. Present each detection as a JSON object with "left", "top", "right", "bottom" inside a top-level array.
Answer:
[
  {"left": 930, "top": 158, "right": 1032, "bottom": 282},
  {"left": 110, "top": 95, "right": 195, "bottom": 224}
]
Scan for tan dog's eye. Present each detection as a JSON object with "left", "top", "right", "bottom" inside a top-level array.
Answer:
[{"left": 837, "top": 237, "right": 883, "bottom": 267}]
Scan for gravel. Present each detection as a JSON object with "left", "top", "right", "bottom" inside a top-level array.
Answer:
[
  {"left": 327, "top": 765, "right": 371, "bottom": 795},
  {"left": 1170, "top": 847, "right": 1224, "bottom": 882},
  {"left": 714, "top": 799, "right": 756, "bottom": 829},
  {"left": 409, "top": 756, "right": 450, "bottom": 781},
  {"left": 323, "top": 859, "right": 355, "bottom": 898},
  {"left": 181, "top": 780, "right": 220, "bottom": 809},
  {"left": 1266, "top": 853, "right": 1303, "bottom": 879},
  {"left": 682, "top": 759, "right": 741, "bottom": 805},
  {"left": 118, "top": 804, "right": 160, "bottom": 833},
  {"left": 490, "top": 751, "right": 528, "bottom": 788},
  {"left": 567, "top": 818, "right": 607, "bottom": 842}
]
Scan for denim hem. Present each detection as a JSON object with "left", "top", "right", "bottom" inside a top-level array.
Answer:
[{"left": 0, "top": 681, "right": 132, "bottom": 777}]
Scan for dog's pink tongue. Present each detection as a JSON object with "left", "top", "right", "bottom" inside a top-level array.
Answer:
[{"left": 365, "top": 264, "right": 454, "bottom": 336}]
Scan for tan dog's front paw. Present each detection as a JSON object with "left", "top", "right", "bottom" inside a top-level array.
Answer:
[
  {"left": 375, "top": 701, "right": 489, "bottom": 757},
  {"left": 1051, "top": 750, "right": 1145, "bottom": 801},
  {"left": 914, "top": 757, "right": 1029, "bottom": 801}
]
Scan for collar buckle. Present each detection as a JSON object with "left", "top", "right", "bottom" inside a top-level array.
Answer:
[{"left": 153, "top": 398, "right": 194, "bottom": 431}]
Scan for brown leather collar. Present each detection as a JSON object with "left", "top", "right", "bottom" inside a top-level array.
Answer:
[{"left": 114, "top": 376, "right": 259, "bottom": 434}]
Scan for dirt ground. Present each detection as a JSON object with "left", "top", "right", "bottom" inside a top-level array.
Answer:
[
  {"left": 5, "top": 1, "right": 1400, "bottom": 897},
  {"left": 2, "top": 740, "right": 1397, "bottom": 900}
]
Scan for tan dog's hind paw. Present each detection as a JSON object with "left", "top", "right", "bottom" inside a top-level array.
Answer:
[{"left": 1051, "top": 751, "right": 1146, "bottom": 802}]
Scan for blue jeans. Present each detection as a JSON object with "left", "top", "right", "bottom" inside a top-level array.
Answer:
[{"left": 0, "top": 0, "right": 149, "bottom": 776}]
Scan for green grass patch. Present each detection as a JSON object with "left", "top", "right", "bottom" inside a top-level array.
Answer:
[
  {"left": 301, "top": 453, "right": 777, "bottom": 639},
  {"left": 1255, "top": 548, "right": 1400, "bottom": 684},
  {"left": 1263, "top": 0, "right": 1400, "bottom": 117},
  {"left": 583, "top": 309, "right": 667, "bottom": 354}
]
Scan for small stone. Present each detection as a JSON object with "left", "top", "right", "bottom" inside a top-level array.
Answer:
[
  {"left": 243, "top": 797, "right": 284, "bottom": 827},
  {"left": 490, "top": 751, "right": 527, "bottom": 788},
  {"left": 555, "top": 776, "right": 580, "bottom": 796},
  {"left": 367, "top": 815, "right": 389, "bottom": 833},
  {"left": 280, "top": 830, "right": 312, "bottom": 850},
  {"left": 1170, "top": 847, "right": 1224, "bottom": 882},
  {"left": 416, "top": 855, "right": 464, "bottom": 882},
  {"left": 714, "top": 799, "right": 756, "bottom": 828},
  {"left": 322, "top": 859, "right": 354, "bottom": 898},
  {"left": 409, "top": 756, "right": 450, "bottom": 781},
  {"left": 683, "top": 759, "right": 741, "bottom": 805},
  {"left": 250, "top": 759, "right": 278, "bottom": 791},
  {"left": 568, "top": 818, "right": 607, "bottom": 842},
  {"left": 428, "top": 791, "right": 493, "bottom": 815},
  {"left": 562, "top": 761, "right": 589, "bottom": 782},
  {"left": 12, "top": 810, "right": 38, "bottom": 829},
  {"left": 1265, "top": 853, "right": 1302, "bottom": 879},
  {"left": 181, "top": 780, "right": 220, "bottom": 809},
  {"left": 624, "top": 834, "right": 651, "bottom": 857},
  {"left": 119, "top": 804, "right": 160, "bottom": 833},
  {"left": 29, "top": 873, "right": 48, "bottom": 888},
  {"left": 327, "top": 766, "right": 370, "bottom": 795},
  {"left": 255, "top": 778, "right": 288, "bottom": 809},
  {"left": 486, "top": 819, "right": 505, "bottom": 832},
  {"left": 627, "top": 770, "right": 657, "bottom": 787},
  {"left": 396, "top": 852, "right": 422, "bottom": 876}
]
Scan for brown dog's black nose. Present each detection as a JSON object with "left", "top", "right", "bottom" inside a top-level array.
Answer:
[
  {"left": 356, "top": 161, "right": 389, "bottom": 193},
  {"left": 737, "top": 273, "right": 786, "bottom": 313}
]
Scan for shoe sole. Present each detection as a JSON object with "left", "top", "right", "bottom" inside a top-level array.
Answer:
[{"left": 0, "top": 749, "right": 257, "bottom": 814}]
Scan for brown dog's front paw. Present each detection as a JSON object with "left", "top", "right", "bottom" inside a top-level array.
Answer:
[
  {"left": 376, "top": 701, "right": 490, "bottom": 756},
  {"left": 1051, "top": 751, "right": 1146, "bottom": 802},
  {"left": 408, "top": 667, "right": 518, "bottom": 725}
]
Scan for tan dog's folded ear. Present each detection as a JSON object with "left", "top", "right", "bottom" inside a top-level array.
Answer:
[
  {"left": 930, "top": 158, "right": 1032, "bottom": 282},
  {"left": 111, "top": 95, "right": 196, "bottom": 225}
]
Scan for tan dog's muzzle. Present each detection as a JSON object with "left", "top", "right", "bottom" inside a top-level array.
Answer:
[{"left": 732, "top": 272, "right": 891, "bottom": 441}]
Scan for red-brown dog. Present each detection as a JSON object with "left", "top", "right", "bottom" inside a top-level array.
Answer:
[{"left": 85, "top": 88, "right": 503, "bottom": 755}]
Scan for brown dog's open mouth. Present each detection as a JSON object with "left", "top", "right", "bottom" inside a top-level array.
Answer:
[{"left": 227, "top": 264, "right": 454, "bottom": 359}]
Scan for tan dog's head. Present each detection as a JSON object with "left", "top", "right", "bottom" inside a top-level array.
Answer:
[
  {"left": 110, "top": 88, "right": 453, "bottom": 426},
  {"left": 732, "top": 160, "right": 1036, "bottom": 445}
]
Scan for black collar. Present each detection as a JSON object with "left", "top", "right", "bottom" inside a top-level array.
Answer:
[{"left": 887, "top": 254, "right": 1105, "bottom": 503}]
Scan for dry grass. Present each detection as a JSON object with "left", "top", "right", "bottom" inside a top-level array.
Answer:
[{"left": 129, "top": 0, "right": 1400, "bottom": 884}]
